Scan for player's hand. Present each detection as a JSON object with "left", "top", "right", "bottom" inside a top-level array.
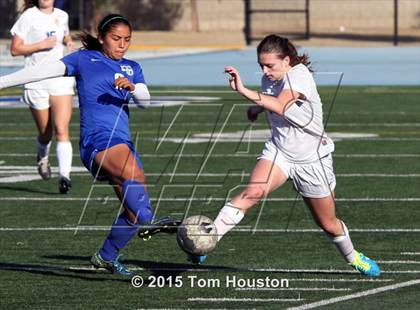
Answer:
[
  {"left": 247, "top": 105, "right": 264, "bottom": 122},
  {"left": 114, "top": 77, "right": 135, "bottom": 91},
  {"left": 41, "top": 36, "right": 57, "bottom": 50},
  {"left": 66, "top": 40, "right": 75, "bottom": 52},
  {"left": 224, "top": 66, "right": 245, "bottom": 93}
]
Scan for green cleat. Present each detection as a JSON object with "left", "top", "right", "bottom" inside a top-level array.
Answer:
[
  {"left": 350, "top": 250, "right": 381, "bottom": 277},
  {"left": 90, "top": 252, "right": 133, "bottom": 276}
]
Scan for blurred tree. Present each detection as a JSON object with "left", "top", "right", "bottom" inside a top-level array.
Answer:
[
  {"left": 116, "top": 0, "right": 183, "bottom": 30},
  {"left": 0, "top": 0, "right": 17, "bottom": 38}
]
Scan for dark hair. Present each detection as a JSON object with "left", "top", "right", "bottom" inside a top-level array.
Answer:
[
  {"left": 23, "top": 0, "right": 39, "bottom": 11},
  {"left": 257, "top": 34, "right": 311, "bottom": 70},
  {"left": 78, "top": 14, "right": 132, "bottom": 51}
]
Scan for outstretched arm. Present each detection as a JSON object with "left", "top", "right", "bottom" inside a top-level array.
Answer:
[
  {"left": 0, "top": 61, "right": 66, "bottom": 89},
  {"left": 224, "top": 66, "right": 302, "bottom": 115}
]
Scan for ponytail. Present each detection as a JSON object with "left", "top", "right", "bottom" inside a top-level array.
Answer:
[
  {"left": 22, "top": 0, "right": 38, "bottom": 11},
  {"left": 77, "top": 31, "right": 102, "bottom": 51},
  {"left": 257, "top": 34, "right": 312, "bottom": 71}
]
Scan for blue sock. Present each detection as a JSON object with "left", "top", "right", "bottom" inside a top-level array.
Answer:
[
  {"left": 99, "top": 212, "right": 138, "bottom": 261},
  {"left": 121, "top": 180, "right": 153, "bottom": 225},
  {"left": 99, "top": 180, "right": 153, "bottom": 261}
]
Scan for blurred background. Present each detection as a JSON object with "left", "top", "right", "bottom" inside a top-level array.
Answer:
[
  {"left": 0, "top": 0, "right": 419, "bottom": 85},
  {"left": 0, "top": 0, "right": 419, "bottom": 47}
]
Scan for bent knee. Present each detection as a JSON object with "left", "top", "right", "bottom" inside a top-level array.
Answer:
[
  {"left": 319, "top": 219, "right": 342, "bottom": 236},
  {"left": 241, "top": 186, "right": 266, "bottom": 203}
]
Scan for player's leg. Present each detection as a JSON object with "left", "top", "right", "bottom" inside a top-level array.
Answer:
[
  {"left": 214, "top": 159, "right": 288, "bottom": 241},
  {"left": 91, "top": 143, "right": 152, "bottom": 275},
  {"left": 30, "top": 107, "right": 53, "bottom": 179},
  {"left": 304, "top": 195, "right": 380, "bottom": 276},
  {"left": 50, "top": 95, "right": 73, "bottom": 193},
  {"left": 25, "top": 89, "right": 53, "bottom": 180}
]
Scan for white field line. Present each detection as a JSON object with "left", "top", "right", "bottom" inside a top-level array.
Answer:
[
  {"left": 0, "top": 166, "right": 419, "bottom": 178},
  {"left": 2, "top": 171, "right": 420, "bottom": 178},
  {"left": 1, "top": 263, "right": 419, "bottom": 275},
  {"left": 0, "top": 153, "right": 419, "bottom": 158},
  {"left": 1, "top": 227, "right": 420, "bottom": 233},
  {"left": 401, "top": 252, "right": 420, "bottom": 255},
  {"left": 289, "top": 278, "right": 393, "bottom": 283},
  {"left": 378, "top": 260, "right": 420, "bottom": 264},
  {"left": 188, "top": 297, "right": 303, "bottom": 303},
  {"left": 1, "top": 197, "right": 420, "bottom": 203},
  {"left": 285, "top": 279, "right": 420, "bottom": 310},
  {"left": 6, "top": 122, "right": 419, "bottom": 127},
  {"left": 2, "top": 137, "right": 420, "bottom": 142},
  {"left": 236, "top": 287, "right": 351, "bottom": 292}
]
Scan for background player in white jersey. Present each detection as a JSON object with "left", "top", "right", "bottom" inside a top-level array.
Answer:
[
  {"left": 208, "top": 35, "right": 380, "bottom": 276},
  {"left": 10, "top": 0, "right": 75, "bottom": 193}
]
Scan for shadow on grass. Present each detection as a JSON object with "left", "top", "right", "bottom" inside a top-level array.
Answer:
[
  {"left": 1, "top": 254, "right": 359, "bottom": 285},
  {"left": 0, "top": 261, "right": 129, "bottom": 283},
  {"left": 0, "top": 184, "right": 58, "bottom": 195}
]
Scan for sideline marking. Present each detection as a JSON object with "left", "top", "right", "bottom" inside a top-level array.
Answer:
[{"left": 285, "top": 279, "right": 420, "bottom": 310}]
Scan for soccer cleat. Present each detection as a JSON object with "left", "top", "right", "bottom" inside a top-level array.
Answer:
[
  {"left": 90, "top": 252, "right": 133, "bottom": 276},
  {"left": 138, "top": 216, "right": 181, "bottom": 240},
  {"left": 187, "top": 253, "right": 207, "bottom": 265},
  {"left": 37, "top": 156, "right": 51, "bottom": 180},
  {"left": 58, "top": 176, "right": 72, "bottom": 194},
  {"left": 350, "top": 250, "right": 381, "bottom": 277}
]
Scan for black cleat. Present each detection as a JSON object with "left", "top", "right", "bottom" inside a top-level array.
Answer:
[
  {"left": 138, "top": 216, "right": 181, "bottom": 240},
  {"left": 59, "top": 176, "right": 72, "bottom": 194}
]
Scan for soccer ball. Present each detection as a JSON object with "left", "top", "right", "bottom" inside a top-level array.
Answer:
[{"left": 176, "top": 215, "right": 218, "bottom": 255}]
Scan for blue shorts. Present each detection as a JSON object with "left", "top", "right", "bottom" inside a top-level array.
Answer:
[{"left": 80, "top": 133, "right": 143, "bottom": 182}]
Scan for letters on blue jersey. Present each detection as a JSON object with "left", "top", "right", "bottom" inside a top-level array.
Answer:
[{"left": 60, "top": 50, "right": 146, "bottom": 143}]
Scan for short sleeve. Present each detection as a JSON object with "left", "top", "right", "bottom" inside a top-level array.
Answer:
[
  {"left": 282, "top": 65, "right": 312, "bottom": 99},
  {"left": 10, "top": 12, "right": 30, "bottom": 40},
  {"left": 61, "top": 51, "right": 80, "bottom": 76},
  {"left": 63, "top": 13, "right": 70, "bottom": 36},
  {"left": 133, "top": 62, "right": 146, "bottom": 84}
]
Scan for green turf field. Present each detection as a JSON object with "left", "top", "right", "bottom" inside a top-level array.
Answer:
[{"left": 0, "top": 86, "right": 419, "bottom": 309}]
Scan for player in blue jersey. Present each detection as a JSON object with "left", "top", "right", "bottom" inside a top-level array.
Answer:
[{"left": 0, "top": 14, "right": 178, "bottom": 276}]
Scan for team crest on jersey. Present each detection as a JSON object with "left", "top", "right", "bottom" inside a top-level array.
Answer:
[{"left": 120, "top": 65, "right": 133, "bottom": 76}]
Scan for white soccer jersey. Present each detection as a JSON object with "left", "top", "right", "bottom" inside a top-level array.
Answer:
[
  {"left": 261, "top": 64, "right": 334, "bottom": 163},
  {"left": 10, "top": 7, "right": 72, "bottom": 89}
]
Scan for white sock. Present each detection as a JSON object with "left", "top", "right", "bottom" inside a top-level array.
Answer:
[
  {"left": 328, "top": 221, "right": 355, "bottom": 263},
  {"left": 213, "top": 202, "right": 245, "bottom": 241},
  {"left": 36, "top": 138, "right": 51, "bottom": 160},
  {"left": 56, "top": 141, "right": 73, "bottom": 179}
]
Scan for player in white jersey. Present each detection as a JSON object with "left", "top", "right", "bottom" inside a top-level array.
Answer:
[
  {"left": 10, "top": 0, "right": 75, "bottom": 194},
  {"left": 203, "top": 35, "right": 380, "bottom": 276}
]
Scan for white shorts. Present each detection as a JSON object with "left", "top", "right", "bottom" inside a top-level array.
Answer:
[
  {"left": 258, "top": 140, "right": 336, "bottom": 198},
  {"left": 23, "top": 77, "right": 75, "bottom": 110}
]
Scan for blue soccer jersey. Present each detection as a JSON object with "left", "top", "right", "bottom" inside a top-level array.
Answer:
[{"left": 61, "top": 50, "right": 146, "bottom": 172}]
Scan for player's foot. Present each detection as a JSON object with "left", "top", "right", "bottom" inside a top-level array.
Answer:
[
  {"left": 350, "top": 250, "right": 381, "bottom": 277},
  {"left": 37, "top": 156, "right": 51, "bottom": 180},
  {"left": 138, "top": 216, "right": 181, "bottom": 240},
  {"left": 59, "top": 176, "right": 72, "bottom": 194},
  {"left": 90, "top": 252, "right": 132, "bottom": 276},
  {"left": 187, "top": 253, "right": 207, "bottom": 265}
]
